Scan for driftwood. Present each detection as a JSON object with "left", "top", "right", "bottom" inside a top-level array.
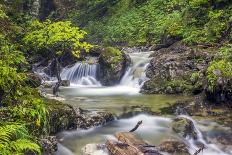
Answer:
[{"left": 106, "top": 121, "right": 162, "bottom": 155}]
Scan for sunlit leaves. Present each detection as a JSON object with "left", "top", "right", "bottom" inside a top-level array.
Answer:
[{"left": 24, "top": 20, "right": 92, "bottom": 57}]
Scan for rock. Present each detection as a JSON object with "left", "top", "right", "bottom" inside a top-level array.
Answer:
[
  {"left": 39, "top": 136, "right": 58, "bottom": 154},
  {"left": 47, "top": 101, "right": 78, "bottom": 134},
  {"left": 98, "top": 47, "right": 131, "bottom": 86},
  {"left": 81, "top": 144, "right": 109, "bottom": 155},
  {"left": 172, "top": 117, "right": 197, "bottom": 139},
  {"left": 59, "top": 51, "right": 83, "bottom": 67},
  {"left": 73, "top": 107, "right": 115, "bottom": 129},
  {"left": 61, "top": 80, "right": 70, "bottom": 87},
  {"left": 157, "top": 139, "right": 190, "bottom": 155},
  {"left": 141, "top": 41, "right": 212, "bottom": 95},
  {"left": 205, "top": 69, "right": 232, "bottom": 104},
  {"left": 43, "top": 82, "right": 53, "bottom": 88},
  {"left": 207, "top": 133, "right": 232, "bottom": 154},
  {"left": 47, "top": 100, "right": 115, "bottom": 133},
  {"left": 25, "top": 72, "right": 43, "bottom": 88}
]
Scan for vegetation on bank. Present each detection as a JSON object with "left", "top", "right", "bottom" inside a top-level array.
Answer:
[{"left": 0, "top": 3, "right": 91, "bottom": 154}]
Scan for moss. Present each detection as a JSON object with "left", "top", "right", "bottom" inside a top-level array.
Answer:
[
  {"left": 100, "top": 47, "right": 124, "bottom": 69},
  {"left": 207, "top": 59, "right": 232, "bottom": 92},
  {"left": 102, "top": 47, "right": 123, "bottom": 63}
]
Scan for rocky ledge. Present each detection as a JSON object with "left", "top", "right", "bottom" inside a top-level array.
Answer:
[
  {"left": 141, "top": 41, "right": 214, "bottom": 95},
  {"left": 42, "top": 99, "right": 115, "bottom": 154}
]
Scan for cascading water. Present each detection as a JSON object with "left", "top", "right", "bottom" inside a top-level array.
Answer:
[
  {"left": 57, "top": 114, "right": 231, "bottom": 155},
  {"left": 57, "top": 50, "right": 152, "bottom": 96},
  {"left": 178, "top": 115, "right": 230, "bottom": 155},
  {"left": 120, "top": 51, "right": 151, "bottom": 88},
  {"left": 60, "top": 63, "right": 101, "bottom": 86}
]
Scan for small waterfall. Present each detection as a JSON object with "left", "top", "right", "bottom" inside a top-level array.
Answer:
[
  {"left": 178, "top": 115, "right": 229, "bottom": 155},
  {"left": 120, "top": 51, "right": 151, "bottom": 88},
  {"left": 61, "top": 63, "right": 100, "bottom": 86}
]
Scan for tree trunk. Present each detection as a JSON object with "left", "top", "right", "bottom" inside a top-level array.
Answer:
[{"left": 53, "top": 57, "right": 62, "bottom": 96}]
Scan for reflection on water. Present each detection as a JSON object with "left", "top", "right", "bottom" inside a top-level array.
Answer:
[{"left": 57, "top": 86, "right": 186, "bottom": 115}]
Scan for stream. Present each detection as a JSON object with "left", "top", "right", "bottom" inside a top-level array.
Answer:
[{"left": 41, "top": 50, "right": 232, "bottom": 155}]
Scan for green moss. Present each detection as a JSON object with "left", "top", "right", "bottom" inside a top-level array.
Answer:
[
  {"left": 101, "top": 47, "right": 123, "bottom": 66},
  {"left": 207, "top": 59, "right": 232, "bottom": 92}
]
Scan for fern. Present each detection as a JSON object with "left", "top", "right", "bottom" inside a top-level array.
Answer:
[
  {"left": 0, "top": 123, "right": 41, "bottom": 155},
  {"left": 11, "top": 139, "right": 41, "bottom": 154}
]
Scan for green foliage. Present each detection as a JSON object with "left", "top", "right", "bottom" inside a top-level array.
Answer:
[
  {"left": 207, "top": 59, "right": 232, "bottom": 92},
  {"left": 190, "top": 72, "right": 200, "bottom": 84},
  {"left": 101, "top": 47, "right": 123, "bottom": 67},
  {"left": 0, "top": 123, "right": 41, "bottom": 155},
  {"left": 70, "top": 0, "right": 232, "bottom": 45},
  {"left": 24, "top": 20, "right": 92, "bottom": 58}
]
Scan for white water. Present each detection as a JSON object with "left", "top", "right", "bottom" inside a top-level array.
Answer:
[
  {"left": 57, "top": 114, "right": 231, "bottom": 155},
  {"left": 39, "top": 49, "right": 231, "bottom": 155},
  {"left": 59, "top": 51, "right": 152, "bottom": 96},
  {"left": 61, "top": 63, "right": 101, "bottom": 86},
  {"left": 178, "top": 115, "right": 230, "bottom": 155}
]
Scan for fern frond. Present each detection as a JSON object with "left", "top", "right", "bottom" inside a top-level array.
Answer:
[
  {"left": 0, "top": 123, "right": 41, "bottom": 155},
  {"left": 11, "top": 139, "right": 41, "bottom": 154}
]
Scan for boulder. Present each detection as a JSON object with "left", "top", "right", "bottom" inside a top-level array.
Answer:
[
  {"left": 157, "top": 139, "right": 190, "bottom": 155},
  {"left": 25, "top": 73, "right": 43, "bottom": 88},
  {"left": 47, "top": 100, "right": 78, "bottom": 134},
  {"left": 171, "top": 117, "right": 197, "bottom": 139},
  {"left": 98, "top": 47, "right": 131, "bottom": 86},
  {"left": 205, "top": 70, "right": 232, "bottom": 104},
  {"left": 141, "top": 41, "right": 212, "bottom": 95},
  {"left": 73, "top": 107, "right": 115, "bottom": 129},
  {"left": 47, "top": 100, "right": 115, "bottom": 134},
  {"left": 39, "top": 136, "right": 58, "bottom": 154}
]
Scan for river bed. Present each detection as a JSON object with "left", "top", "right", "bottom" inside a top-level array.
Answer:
[{"left": 41, "top": 50, "right": 232, "bottom": 155}]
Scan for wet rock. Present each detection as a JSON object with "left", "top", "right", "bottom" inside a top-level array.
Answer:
[
  {"left": 25, "top": 72, "right": 43, "bottom": 88},
  {"left": 98, "top": 47, "right": 131, "bottom": 86},
  {"left": 59, "top": 52, "right": 82, "bottom": 67},
  {"left": 47, "top": 101, "right": 78, "bottom": 134},
  {"left": 43, "top": 82, "right": 53, "bottom": 88},
  {"left": 172, "top": 117, "right": 197, "bottom": 139},
  {"left": 39, "top": 136, "right": 58, "bottom": 154},
  {"left": 205, "top": 71, "right": 232, "bottom": 104},
  {"left": 47, "top": 101, "right": 115, "bottom": 133},
  {"left": 141, "top": 41, "right": 212, "bottom": 95},
  {"left": 157, "top": 139, "right": 190, "bottom": 155},
  {"left": 207, "top": 133, "right": 232, "bottom": 154},
  {"left": 61, "top": 80, "right": 70, "bottom": 87},
  {"left": 73, "top": 107, "right": 115, "bottom": 129},
  {"left": 81, "top": 144, "right": 109, "bottom": 155}
]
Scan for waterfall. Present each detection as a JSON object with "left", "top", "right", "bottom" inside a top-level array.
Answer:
[
  {"left": 120, "top": 51, "right": 151, "bottom": 88},
  {"left": 61, "top": 63, "right": 100, "bottom": 86},
  {"left": 178, "top": 115, "right": 229, "bottom": 155}
]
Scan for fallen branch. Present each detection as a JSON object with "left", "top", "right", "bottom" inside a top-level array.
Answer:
[{"left": 129, "top": 120, "right": 143, "bottom": 132}]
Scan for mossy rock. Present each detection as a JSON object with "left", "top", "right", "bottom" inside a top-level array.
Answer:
[
  {"left": 172, "top": 117, "right": 197, "bottom": 139},
  {"left": 98, "top": 47, "right": 131, "bottom": 86}
]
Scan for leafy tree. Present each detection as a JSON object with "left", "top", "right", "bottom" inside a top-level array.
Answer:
[{"left": 24, "top": 20, "right": 92, "bottom": 95}]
